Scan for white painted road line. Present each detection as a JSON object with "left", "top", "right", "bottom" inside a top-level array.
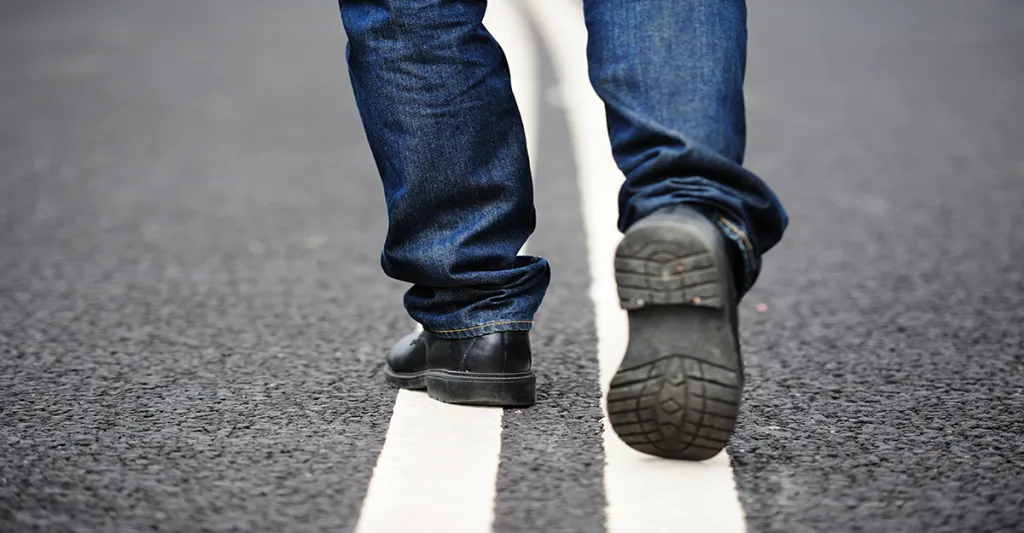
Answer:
[
  {"left": 355, "top": 397, "right": 504, "bottom": 533},
  {"left": 493, "top": 0, "right": 540, "bottom": 167},
  {"left": 518, "top": 0, "right": 749, "bottom": 531},
  {"left": 353, "top": 3, "right": 537, "bottom": 532}
]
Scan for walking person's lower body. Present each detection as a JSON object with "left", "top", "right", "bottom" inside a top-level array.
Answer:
[{"left": 338, "top": 0, "right": 788, "bottom": 460}]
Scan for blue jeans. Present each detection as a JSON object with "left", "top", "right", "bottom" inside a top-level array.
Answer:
[{"left": 339, "top": 0, "right": 788, "bottom": 339}]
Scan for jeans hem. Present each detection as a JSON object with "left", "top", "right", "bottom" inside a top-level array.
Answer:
[
  {"left": 427, "top": 320, "right": 534, "bottom": 339},
  {"left": 715, "top": 215, "right": 759, "bottom": 297}
]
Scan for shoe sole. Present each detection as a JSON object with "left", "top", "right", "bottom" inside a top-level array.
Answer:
[
  {"left": 610, "top": 210, "right": 743, "bottom": 460},
  {"left": 384, "top": 367, "right": 536, "bottom": 407}
]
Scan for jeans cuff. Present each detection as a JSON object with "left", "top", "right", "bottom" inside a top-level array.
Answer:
[
  {"left": 715, "top": 215, "right": 759, "bottom": 297},
  {"left": 426, "top": 319, "right": 534, "bottom": 339}
]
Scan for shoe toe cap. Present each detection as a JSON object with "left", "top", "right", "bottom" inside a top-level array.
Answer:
[{"left": 386, "top": 329, "right": 428, "bottom": 373}]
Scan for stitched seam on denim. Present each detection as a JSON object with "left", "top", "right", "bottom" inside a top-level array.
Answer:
[
  {"left": 718, "top": 216, "right": 756, "bottom": 266},
  {"left": 431, "top": 320, "right": 534, "bottom": 334},
  {"left": 717, "top": 216, "right": 757, "bottom": 289}
]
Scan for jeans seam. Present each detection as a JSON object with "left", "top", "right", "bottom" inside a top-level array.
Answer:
[
  {"left": 717, "top": 216, "right": 757, "bottom": 291},
  {"left": 431, "top": 320, "right": 533, "bottom": 335}
]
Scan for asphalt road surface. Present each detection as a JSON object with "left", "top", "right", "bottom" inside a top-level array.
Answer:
[{"left": 2, "top": 1, "right": 1023, "bottom": 532}]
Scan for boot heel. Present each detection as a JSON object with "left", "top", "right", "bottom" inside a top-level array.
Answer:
[{"left": 615, "top": 221, "right": 724, "bottom": 311}]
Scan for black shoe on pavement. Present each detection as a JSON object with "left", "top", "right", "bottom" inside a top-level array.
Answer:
[
  {"left": 609, "top": 205, "right": 744, "bottom": 460},
  {"left": 384, "top": 330, "right": 536, "bottom": 407}
]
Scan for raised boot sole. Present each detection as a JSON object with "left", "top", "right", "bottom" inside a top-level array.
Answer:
[
  {"left": 384, "top": 367, "right": 536, "bottom": 407},
  {"left": 610, "top": 209, "right": 742, "bottom": 460}
]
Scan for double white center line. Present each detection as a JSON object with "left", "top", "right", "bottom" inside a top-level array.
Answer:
[{"left": 355, "top": 0, "right": 747, "bottom": 531}]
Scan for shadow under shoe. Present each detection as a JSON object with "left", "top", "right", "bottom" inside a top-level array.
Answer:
[
  {"left": 610, "top": 205, "right": 744, "bottom": 460},
  {"left": 384, "top": 330, "right": 536, "bottom": 407}
]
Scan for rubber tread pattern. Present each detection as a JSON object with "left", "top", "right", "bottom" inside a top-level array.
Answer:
[
  {"left": 615, "top": 242, "right": 722, "bottom": 310},
  {"left": 607, "top": 355, "right": 740, "bottom": 460}
]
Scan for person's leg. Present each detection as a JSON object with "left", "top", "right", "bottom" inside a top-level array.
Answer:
[
  {"left": 584, "top": 0, "right": 786, "bottom": 295},
  {"left": 339, "top": 0, "right": 547, "bottom": 406},
  {"left": 339, "top": 0, "right": 549, "bottom": 338},
  {"left": 583, "top": 0, "right": 788, "bottom": 459}
]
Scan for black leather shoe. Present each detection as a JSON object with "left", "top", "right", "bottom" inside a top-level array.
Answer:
[
  {"left": 384, "top": 330, "right": 535, "bottom": 407},
  {"left": 610, "top": 205, "right": 743, "bottom": 460}
]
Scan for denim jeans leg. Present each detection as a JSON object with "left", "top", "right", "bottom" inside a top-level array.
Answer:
[
  {"left": 583, "top": 0, "right": 788, "bottom": 296},
  {"left": 339, "top": 0, "right": 550, "bottom": 338}
]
